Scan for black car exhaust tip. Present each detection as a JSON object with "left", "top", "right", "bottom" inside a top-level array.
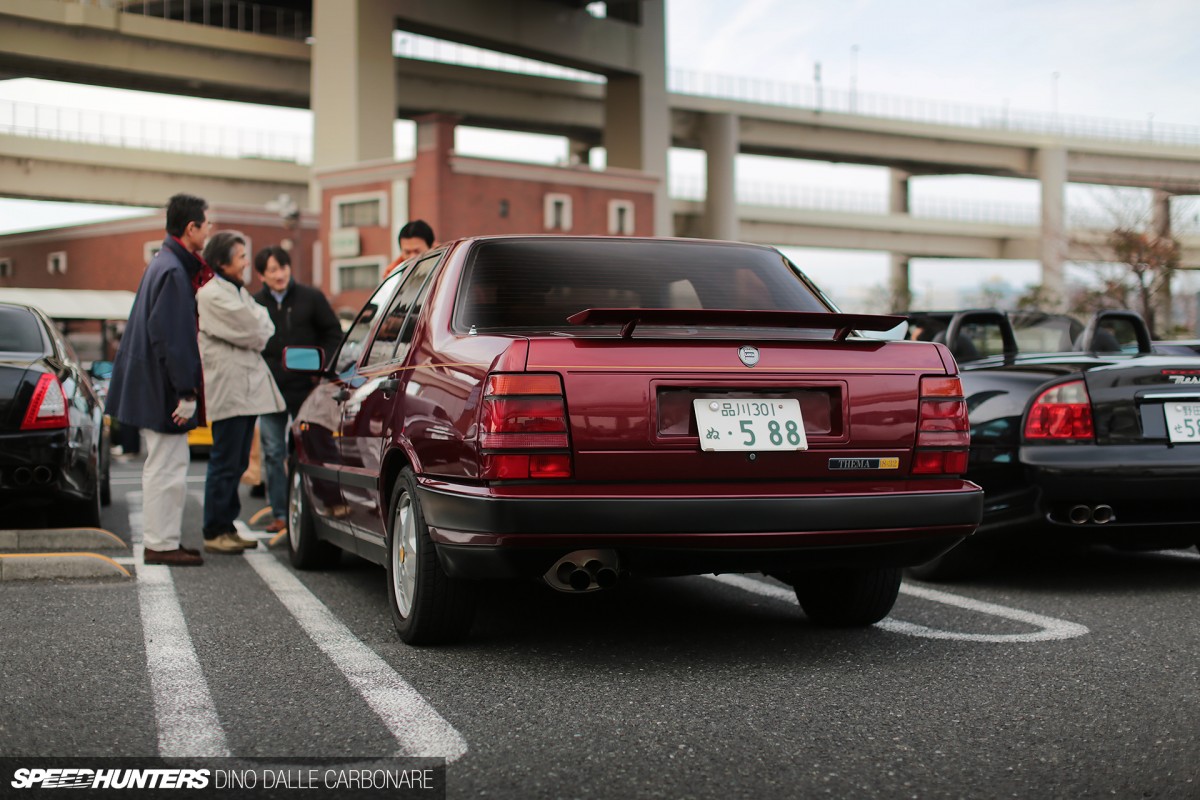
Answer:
[
  {"left": 12, "top": 467, "right": 32, "bottom": 487},
  {"left": 32, "top": 466, "right": 53, "bottom": 485},
  {"left": 1092, "top": 504, "right": 1115, "bottom": 524},
  {"left": 1068, "top": 504, "right": 1091, "bottom": 525},
  {"left": 545, "top": 549, "right": 621, "bottom": 593}
]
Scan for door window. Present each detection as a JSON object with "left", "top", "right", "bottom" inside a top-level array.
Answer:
[{"left": 363, "top": 253, "right": 442, "bottom": 368}]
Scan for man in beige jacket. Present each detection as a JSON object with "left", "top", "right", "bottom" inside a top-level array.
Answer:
[{"left": 198, "top": 231, "right": 286, "bottom": 554}]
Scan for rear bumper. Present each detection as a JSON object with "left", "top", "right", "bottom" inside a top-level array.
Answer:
[
  {"left": 1021, "top": 443, "right": 1200, "bottom": 532},
  {"left": 0, "top": 428, "right": 90, "bottom": 506},
  {"left": 417, "top": 479, "right": 983, "bottom": 579}
]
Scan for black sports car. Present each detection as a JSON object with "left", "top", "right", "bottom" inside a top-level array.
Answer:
[
  {"left": 0, "top": 301, "right": 111, "bottom": 528},
  {"left": 903, "top": 308, "right": 1200, "bottom": 578}
]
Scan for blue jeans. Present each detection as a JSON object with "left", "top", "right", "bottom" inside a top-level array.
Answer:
[
  {"left": 203, "top": 415, "right": 258, "bottom": 537},
  {"left": 259, "top": 410, "right": 289, "bottom": 523}
]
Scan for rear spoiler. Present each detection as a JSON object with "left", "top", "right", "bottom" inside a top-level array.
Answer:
[{"left": 566, "top": 308, "right": 908, "bottom": 341}]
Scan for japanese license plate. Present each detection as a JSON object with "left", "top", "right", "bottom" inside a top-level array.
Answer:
[
  {"left": 1163, "top": 402, "right": 1200, "bottom": 443},
  {"left": 693, "top": 398, "right": 808, "bottom": 452}
]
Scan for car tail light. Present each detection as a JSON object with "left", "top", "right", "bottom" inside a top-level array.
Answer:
[
  {"left": 480, "top": 373, "right": 571, "bottom": 479},
  {"left": 912, "top": 376, "right": 969, "bottom": 475},
  {"left": 1024, "top": 380, "right": 1094, "bottom": 440},
  {"left": 21, "top": 373, "right": 69, "bottom": 430}
]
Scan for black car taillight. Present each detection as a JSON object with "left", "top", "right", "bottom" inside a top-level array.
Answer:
[
  {"left": 912, "top": 376, "right": 969, "bottom": 475},
  {"left": 21, "top": 373, "right": 69, "bottom": 430},
  {"left": 480, "top": 373, "right": 571, "bottom": 479},
  {"left": 1024, "top": 380, "right": 1094, "bottom": 441}
]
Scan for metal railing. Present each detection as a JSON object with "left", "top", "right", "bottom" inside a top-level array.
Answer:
[
  {"left": 670, "top": 175, "right": 1200, "bottom": 233},
  {"left": 53, "top": 0, "right": 308, "bottom": 40},
  {"left": 49, "top": 2, "right": 1200, "bottom": 147},
  {"left": 0, "top": 99, "right": 310, "bottom": 163}
]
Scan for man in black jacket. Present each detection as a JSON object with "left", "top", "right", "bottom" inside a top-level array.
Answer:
[{"left": 252, "top": 246, "right": 343, "bottom": 533}]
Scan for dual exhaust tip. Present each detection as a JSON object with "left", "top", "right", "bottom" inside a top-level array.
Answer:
[
  {"left": 545, "top": 549, "right": 619, "bottom": 593},
  {"left": 1068, "top": 504, "right": 1115, "bottom": 525},
  {"left": 9, "top": 466, "right": 54, "bottom": 487}
]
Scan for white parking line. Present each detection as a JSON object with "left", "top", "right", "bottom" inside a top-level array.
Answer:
[
  {"left": 707, "top": 574, "right": 1090, "bottom": 643},
  {"left": 129, "top": 492, "right": 232, "bottom": 757},
  {"left": 241, "top": 542, "right": 469, "bottom": 762}
]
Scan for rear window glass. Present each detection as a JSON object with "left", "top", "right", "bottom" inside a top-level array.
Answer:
[
  {"left": 0, "top": 306, "right": 47, "bottom": 354},
  {"left": 455, "top": 239, "right": 829, "bottom": 332}
]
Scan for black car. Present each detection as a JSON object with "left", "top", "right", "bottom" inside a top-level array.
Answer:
[
  {"left": 0, "top": 301, "right": 111, "bottom": 527},
  {"left": 903, "top": 308, "right": 1200, "bottom": 578}
]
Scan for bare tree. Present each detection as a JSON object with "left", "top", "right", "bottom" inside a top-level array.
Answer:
[
  {"left": 1106, "top": 228, "right": 1180, "bottom": 335},
  {"left": 1068, "top": 188, "right": 1183, "bottom": 336}
]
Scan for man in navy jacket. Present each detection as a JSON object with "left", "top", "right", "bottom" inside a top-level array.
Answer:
[
  {"left": 106, "top": 194, "right": 212, "bottom": 566},
  {"left": 252, "top": 245, "right": 342, "bottom": 533}
]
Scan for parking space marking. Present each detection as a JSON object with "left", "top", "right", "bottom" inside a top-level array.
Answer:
[
  {"left": 707, "top": 574, "right": 1090, "bottom": 642},
  {"left": 242, "top": 548, "right": 469, "bottom": 762},
  {"left": 129, "top": 492, "right": 232, "bottom": 757}
]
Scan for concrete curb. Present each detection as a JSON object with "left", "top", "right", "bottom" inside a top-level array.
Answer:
[
  {"left": 0, "top": 528, "right": 131, "bottom": 581},
  {"left": 0, "top": 552, "right": 131, "bottom": 581},
  {"left": 0, "top": 527, "right": 127, "bottom": 552}
]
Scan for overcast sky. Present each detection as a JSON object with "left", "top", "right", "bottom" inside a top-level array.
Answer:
[{"left": 2, "top": 0, "right": 1198, "bottom": 301}]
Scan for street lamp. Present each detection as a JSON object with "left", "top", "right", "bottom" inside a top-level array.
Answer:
[{"left": 850, "top": 44, "right": 859, "bottom": 113}]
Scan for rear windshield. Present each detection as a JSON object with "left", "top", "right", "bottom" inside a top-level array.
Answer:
[
  {"left": 455, "top": 238, "right": 830, "bottom": 333},
  {"left": 0, "top": 306, "right": 47, "bottom": 354}
]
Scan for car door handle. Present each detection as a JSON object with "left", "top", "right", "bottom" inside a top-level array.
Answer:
[
  {"left": 333, "top": 388, "right": 351, "bottom": 402},
  {"left": 379, "top": 378, "right": 400, "bottom": 396}
]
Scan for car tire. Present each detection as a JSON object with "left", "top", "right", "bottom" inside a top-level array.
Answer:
[
  {"left": 386, "top": 468, "right": 478, "bottom": 645},
  {"left": 56, "top": 487, "right": 102, "bottom": 529},
  {"left": 906, "top": 543, "right": 978, "bottom": 582},
  {"left": 791, "top": 566, "right": 902, "bottom": 627},
  {"left": 287, "top": 457, "right": 339, "bottom": 570}
]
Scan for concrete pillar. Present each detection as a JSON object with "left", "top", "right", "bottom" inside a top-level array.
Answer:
[
  {"left": 702, "top": 112, "right": 738, "bottom": 241},
  {"left": 1037, "top": 147, "right": 1068, "bottom": 311},
  {"left": 310, "top": 0, "right": 396, "bottom": 206},
  {"left": 410, "top": 113, "right": 459, "bottom": 243},
  {"left": 1151, "top": 190, "right": 1173, "bottom": 336},
  {"left": 888, "top": 169, "right": 912, "bottom": 311},
  {"left": 603, "top": 1, "right": 670, "bottom": 236}
]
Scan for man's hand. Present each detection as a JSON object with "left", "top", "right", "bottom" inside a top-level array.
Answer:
[{"left": 172, "top": 398, "right": 197, "bottom": 426}]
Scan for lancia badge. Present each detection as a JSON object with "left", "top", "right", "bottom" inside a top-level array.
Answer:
[{"left": 738, "top": 345, "right": 760, "bottom": 368}]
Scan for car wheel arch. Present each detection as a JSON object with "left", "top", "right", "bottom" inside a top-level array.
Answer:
[{"left": 379, "top": 441, "right": 420, "bottom": 521}]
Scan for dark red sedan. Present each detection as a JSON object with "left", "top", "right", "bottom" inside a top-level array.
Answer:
[{"left": 284, "top": 237, "right": 982, "bottom": 643}]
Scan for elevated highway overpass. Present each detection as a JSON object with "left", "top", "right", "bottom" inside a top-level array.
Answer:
[{"left": 3, "top": 0, "right": 1200, "bottom": 308}]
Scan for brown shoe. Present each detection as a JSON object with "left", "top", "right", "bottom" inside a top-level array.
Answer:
[
  {"left": 144, "top": 547, "right": 204, "bottom": 566},
  {"left": 231, "top": 533, "right": 260, "bottom": 549},
  {"left": 204, "top": 533, "right": 248, "bottom": 554},
  {"left": 263, "top": 518, "right": 287, "bottom": 533}
]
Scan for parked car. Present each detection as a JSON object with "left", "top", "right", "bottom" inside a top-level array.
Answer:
[
  {"left": 284, "top": 236, "right": 983, "bottom": 643},
  {"left": 902, "top": 307, "right": 1200, "bottom": 579},
  {"left": 0, "top": 301, "right": 111, "bottom": 527}
]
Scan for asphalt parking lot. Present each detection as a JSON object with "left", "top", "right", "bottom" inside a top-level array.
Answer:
[{"left": 1, "top": 458, "right": 1197, "bottom": 799}]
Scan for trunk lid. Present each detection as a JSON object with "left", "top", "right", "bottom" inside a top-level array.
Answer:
[
  {"left": 524, "top": 334, "right": 950, "bottom": 482},
  {"left": 1082, "top": 357, "right": 1200, "bottom": 445}
]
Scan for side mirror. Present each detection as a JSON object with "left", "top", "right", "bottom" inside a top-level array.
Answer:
[
  {"left": 89, "top": 360, "right": 114, "bottom": 380},
  {"left": 283, "top": 346, "right": 325, "bottom": 374}
]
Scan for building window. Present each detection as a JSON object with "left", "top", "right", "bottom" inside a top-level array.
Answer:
[
  {"left": 334, "top": 259, "right": 385, "bottom": 293},
  {"left": 544, "top": 193, "right": 573, "bottom": 232},
  {"left": 334, "top": 192, "right": 387, "bottom": 229},
  {"left": 608, "top": 200, "right": 635, "bottom": 235},
  {"left": 0, "top": 258, "right": 11, "bottom": 279},
  {"left": 47, "top": 252, "right": 67, "bottom": 275}
]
